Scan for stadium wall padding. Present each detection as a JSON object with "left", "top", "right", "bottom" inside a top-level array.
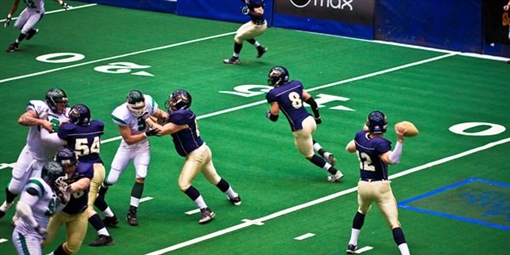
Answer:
[{"left": 73, "top": 0, "right": 510, "bottom": 58}]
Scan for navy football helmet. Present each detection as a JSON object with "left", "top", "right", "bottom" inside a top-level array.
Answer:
[
  {"left": 248, "top": 0, "right": 264, "bottom": 8},
  {"left": 69, "top": 104, "right": 91, "bottom": 126},
  {"left": 366, "top": 110, "right": 388, "bottom": 134},
  {"left": 267, "top": 66, "right": 289, "bottom": 86},
  {"left": 55, "top": 147, "right": 78, "bottom": 167},
  {"left": 166, "top": 89, "right": 192, "bottom": 112},
  {"left": 41, "top": 161, "right": 66, "bottom": 189},
  {"left": 126, "top": 90, "right": 146, "bottom": 117},
  {"left": 45, "top": 88, "right": 68, "bottom": 114}
]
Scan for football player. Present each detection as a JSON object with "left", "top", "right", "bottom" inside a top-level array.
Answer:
[
  {"left": 4, "top": 0, "right": 72, "bottom": 52},
  {"left": 0, "top": 88, "right": 70, "bottom": 222},
  {"left": 99, "top": 90, "right": 167, "bottom": 226},
  {"left": 146, "top": 89, "right": 241, "bottom": 224},
  {"left": 12, "top": 161, "right": 66, "bottom": 255},
  {"left": 265, "top": 66, "right": 343, "bottom": 182},
  {"left": 42, "top": 147, "right": 94, "bottom": 255},
  {"left": 344, "top": 111, "right": 411, "bottom": 255},
  {"left": 223, "top": 0, "right": 268, "bottom": 64},
  {"left": 40, "top": 104, "right": 116, "bottom": 246}
]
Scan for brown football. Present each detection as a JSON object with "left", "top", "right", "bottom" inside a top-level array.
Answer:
[{"left": 395, "top": 121, "right": 419, "bottom": 137}]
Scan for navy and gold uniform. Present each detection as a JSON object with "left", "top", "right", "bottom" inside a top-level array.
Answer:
[
  {"left": 57, "top": 104, "right": 115, "bottom": 246},
  {"left": 223, "top": 0, "right": 268, "bottom": 64},
  {"left": 147, "top": 89, "right": 241, "bottom": 224},
  {"left": 345, "top": 111, "right": 411, "bottom": 255},
  {"left": 265, "top": 66, "right": 343, "bottom": 182},
  {"left": 42, "top": 148, "right": 93, "bottom": 255}
]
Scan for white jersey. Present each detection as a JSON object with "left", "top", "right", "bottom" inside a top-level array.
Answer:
[
  {"left": 14, "top": 177, "right": 59, "bottom": 233},
  {"left": 111, "top": 94, "right": 159, "bottom": 144},
  {"left": 26, "top": 100, "right": 69, "bottom": 160},
  {"left": 25, "top": 0, "right": 46, "bottom": 13}
]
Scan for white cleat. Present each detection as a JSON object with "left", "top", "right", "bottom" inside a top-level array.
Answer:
[{"left": 327, "top": 171, "right": 343, "bottom": 182}]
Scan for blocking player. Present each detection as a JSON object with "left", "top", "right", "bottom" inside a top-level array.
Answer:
[
  {"left": 11, "top": 161, "right": 66, "bottom": 255},
  {"left": 40, "top": 104, "right": 116, "bottom": 246},
  {"left": 0, "top": 88, "right": 70, "bottom": 221},
  {"left": 4, "top": 0, "right": 72, "bottom": 52},
  {"left": 146, "top": 89, "right": 241, "bottom": 224},
  {"left": 344, "top": 111, "right": 411, "bottom": 255},
  {"left": 42, "top": 147, "right": 93, "bottom": 255},
  {"left": 223, "top": 0, "right": 268, "bottom": 64},
  {"left": 99, "top": 90, "right": 167, "bottom": 226},
  {"left": 265, "top": 66, "right": 343, "bottom": 182}
]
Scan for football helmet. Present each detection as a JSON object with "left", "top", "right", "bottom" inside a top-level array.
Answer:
[
  {"left": 267, "top": 66, "right": 289, "bottom": 86},
  {"left": 366, "top": 110, "right": 388, "bottom": 134},
  {"left": 55, "top": 147, "right": 78, "bottom": 167},
  {"left": 126, "top": 90, "right": 146, "bottom": 117},
  {"left": 248, "top": 0, "right": 264, "bottom": 8},
  {"left": 45, "top": 88, "right": 68, "bottom": 114},
  {"left": 166, "top": 89, "right": 192, "bottom": 112},
  {"left": 69, "top": 104, "right": 91, "bottom": 126},
  {"left": 41, "top": 161, "right": 66, "bottom": 189}
]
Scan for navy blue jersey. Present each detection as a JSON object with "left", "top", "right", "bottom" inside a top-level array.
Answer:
[
  {"left": 265, "top": 80, "right": 312, "bottom": 132},
  {"left": 168, "top": 109, "right": 204, "bottom": 157},
  {"left": 353, "top": 130, "right": 392, "bottom": 180},
  {"left": 243, "top": 0, "right": 265, "bottom": 24},
  {"left": 62, "top": 162, "right": 93, "bottom": 214},
  {"left": 57, "top": 120, "right": 105, "bottom": 164}
]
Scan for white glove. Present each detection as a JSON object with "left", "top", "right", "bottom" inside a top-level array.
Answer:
[
  {"left": 60, "top": 1, "right": 73, "bottom": 10},
  {"left": 4, "top": 14, "right": 12, "bottom": 27},
  {"left": 55, "top": 176, "right": 71, "bottom": 204}
]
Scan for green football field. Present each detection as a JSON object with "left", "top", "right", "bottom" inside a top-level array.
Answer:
[{"left": 0, "top": 2, "right": 509, "bottom": 255}]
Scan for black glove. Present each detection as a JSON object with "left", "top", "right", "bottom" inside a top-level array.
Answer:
[
  {"left": 60, "top": 1, "right": 72, "bottom": 10},
  {"left": 4, "top": 15, "right": 11, "bottom": 27},
  {"left": 35, "top": 225, "right": 48, "bottom": 240},
  {"left": 241, "top": 6, "right": 249, "bottom": 15},
  {"left": 314, "top": 116, "right": 322, "bottom": 124},
  {"left": 145, "top": 127, "right": 160, "bottom": 137}
]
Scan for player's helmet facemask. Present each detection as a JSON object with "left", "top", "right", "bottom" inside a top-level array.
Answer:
[
  {"left": 126, "top": 90, "right": 146, "bottom": 117},
  {"left": 166, "top": 89, "right": 192, "bottom": 113}
]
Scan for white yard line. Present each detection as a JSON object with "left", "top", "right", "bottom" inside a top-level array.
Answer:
[
  {"left": 145, "top": 137, "right": 509, "bottom": 255},
  {"left": 0, "top": 53, "right": 457, "bottom": 169}
]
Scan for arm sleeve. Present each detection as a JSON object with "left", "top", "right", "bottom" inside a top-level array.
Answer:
[
  {"left": 16, "top": 198, "right": 39, "bottom": 228},
  {"left": 305, "top": 97, "right": 320, "bottom": 118},
  {"left": 40, "top": 128, "right": 66, "bottom": 146},
  {"left": 389, "top": 141, "right": 403, "bottom": 164}
]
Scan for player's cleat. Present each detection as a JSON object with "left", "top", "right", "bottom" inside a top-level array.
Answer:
[
  {"left": 223, "top": 57, "right": 241, "bottom": 65},
  {"left": 26, "top": 29, "right": 39, "bottom": 40},
  {"left": 323, "top": 152, "right": 337, "bottom": 166},
  {"left": 89, "top": 235, "right": 115, "bottom": 246},
  {"left": 198, "top": 207, "right": 215, "bottom": 224},
  {"left": 256, "top": 46, "right": 268, "bottom": 58},
  {"left": 103, "top": 215, "right": 119, "bottom": 227},
  {"left": 346, "top": 244, "right": 357, "bottom": 254},
  {"left": 228, "top": 195, "right": 242, "bottom": 206},
  {"left": 327, "top": 171, "right": 343, "bottom": 182},
  {"left": 6, "top": 43, "right": 19, "bottom": 52},
  {"left": 126, "top": 210, "right": 138, "bottom": 226}
]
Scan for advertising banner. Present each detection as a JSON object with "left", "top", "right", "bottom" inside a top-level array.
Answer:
[
  {"left": 274, "top": 0, "right": 374, "bottom": 26},
  {"left": 483, "top": 0, "right": 510, "bottom": 45}
]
